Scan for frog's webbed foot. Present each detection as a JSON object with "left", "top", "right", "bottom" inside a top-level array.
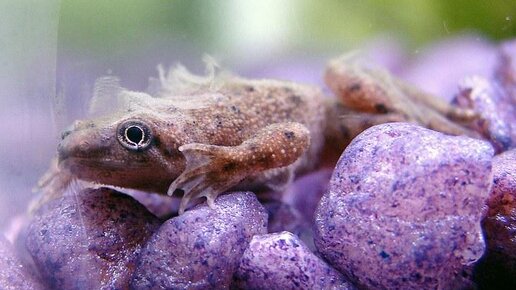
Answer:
[
  {"left": 167, "top": 143, "right": 240, "bottom": 214},
  {"left": 168, "top": 122, "right": 310, "bottom": 214}
]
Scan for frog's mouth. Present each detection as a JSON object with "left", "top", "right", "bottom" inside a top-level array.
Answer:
[
  {"left": 59, "top": 156, "right": 151, "bottom": 173},
  {"left": 60, "top": 157, "right": 128, "bottom": 170},
  {"left": 59, "top": 155, "right": 172, "bottom": 193}
]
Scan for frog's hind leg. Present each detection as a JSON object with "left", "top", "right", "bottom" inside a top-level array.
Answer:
[
  {"left": 395, "top": 80, "right": 479, "bottom": 122},
  {"left": 168, "top": 122, "right": 311, "bottom": 214}
]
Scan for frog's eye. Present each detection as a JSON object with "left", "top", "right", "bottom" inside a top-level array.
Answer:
[{"left": 117, "top": 120, "right": 153, "bottom": 151}]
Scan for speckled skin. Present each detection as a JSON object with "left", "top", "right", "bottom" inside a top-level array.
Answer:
[
  {"left": 325, "top": 55, "right": 481, "bottom": 138},
  {"left": 130, "top": 192, "right": 268, "bottom": 289},
  {"left": 55, "top": 77, "right": 327, "bottom": 213},
  {"left": 0, "top": 235, "right": 43, "bottom": 290},
  {"left": 314, "top": 123, "right": 493, "bottom": 290},
  {"left": 26, "top": 188, "right": 160, "bottom": 290},
  {"left": 232, "top": 231, "right": 355, "bottom": 290},
  {"left": 40, "top": 61, "right": 483, "bottom": 214},
  {"left": 475, "top": 149, "right": 516, "bottom": 289}
]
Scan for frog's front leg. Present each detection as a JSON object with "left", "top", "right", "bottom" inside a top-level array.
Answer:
[{"left": 167, "top": 122, "right": 311, "bottom": 214}]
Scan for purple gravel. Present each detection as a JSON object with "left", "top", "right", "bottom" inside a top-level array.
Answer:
[
  {"left": 452, "top": 40, "right": 516, "bottom": 153},
  {"left": 0, "top": 235, "right": 43, "bottom": 290},
  {"left": 483, "top": 149, "right": 516, "bottom": 261},
  {"left": 315, "top": 122, "right": 493, "bottom": 290},
  {"left": 233, "top": 231, "right": 355, "bottom": 290},
  {"left": 455, "top": 76, "right": 514, "bottom": 152},
  {"left": 26, "top": 187, "right": 160, "bottom": 290},
  {"left": 475, "top": 149, "right": 516, "bottom": 289},
  {"left": 497, "top": 40, "right": 516, "bottom": 98},
  {"left": 131, "top": 192, "right": 268, "bottom": 290}
]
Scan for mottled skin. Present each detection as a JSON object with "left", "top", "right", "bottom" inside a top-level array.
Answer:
[
  {"left": 325, "top": 54, "right": 480, "bottom": 138},
  {"left": 38, "top": 58, "right": 479, "bottom": 214},
  {"left": 52, "top": 78, "right": 327, "bottom": 213}
]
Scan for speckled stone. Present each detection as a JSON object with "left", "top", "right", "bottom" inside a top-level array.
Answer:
[
  {"left": 0, "top": 235, "right": 43, "bottom": 290},
  {"left": 26, "top": 187, "right": 160, "bottom": 290},
  {"left": 131, "top": 192, "right": 268, "bottom": 289},
  {"left": 453, "top": 40, "right": 516, "bottom": 153},
  {"left": 233, "top": 231, "right": 355, "bottom": 290},
  {"left": 456, "top": 76, "right": 515, "bottom": 153},
  {"left": 475, "top": 149, "right": 516, "bottom": 289},
  {"left": 497, "top": 40, "right": 516, "bottom": 94},
  {"left": 314, "top": 122, "right": 493, "bottom": 290}
]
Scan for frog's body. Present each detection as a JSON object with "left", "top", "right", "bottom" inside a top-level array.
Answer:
[
  {"left": 56, "top": 75, "right": 334, "bottom": 213},
  {"left": 41, "top": 57, "right": 479, "bottom": 214}
]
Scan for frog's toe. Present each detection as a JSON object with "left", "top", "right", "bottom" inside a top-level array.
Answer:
[
  {"left": 168, "top": 142, "right": 239, "bottom": 214},
  {"left": 167, "top": 170, "right": 207, "bottom": 214},
  {"left": 171, "top": 174, "right": 228, "bottom": 214}
]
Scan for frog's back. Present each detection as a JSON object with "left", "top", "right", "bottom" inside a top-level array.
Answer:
[{"left": 171, "top": 77, "right": 327, "bottom": 159}]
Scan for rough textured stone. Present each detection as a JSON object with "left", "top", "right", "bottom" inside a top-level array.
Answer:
[
  {"left": 131, "top": 192, "right": 268, "bottom": 290},
  {"left": 0, "top": 235, "right": 43, "bottom": 290},
  {"left": 233, "top": 231, "right": 355, "bottom": 290},
  {"left": 26, "top": 187, "right": 160, "bottom": 290},
  {"left": 455, "top": 76, "right": 515, "bottom": 153},
  {"left": 475, "top": 149, "right": 516, "bottom": 289},
  {"left": 453, "top": 40, "right": 516, "bottom": 153},
  {"left": 497, "top": 40, "right": 516, "bottom": 98},
  {"left": 315, "top": 122, "right": 493, "bottom": 290}
]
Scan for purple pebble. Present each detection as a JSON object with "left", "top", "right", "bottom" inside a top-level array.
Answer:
[
  {"left": 497, "top": 40, "right": 516, "bottom": 94},
  {"left": 315, "top": 123, "right": 493, "bottom": 290},
  {"left": 233, "top": 231, "right": 355, "bottom": 290},
  {"left": 455, "top": 76, "right": 515, "bottom": 153},
  {"left": 131, "top": 192, "right": 268, "bottom": 289},
  {"left": 475, "top": 149, "right": 516, "bottom": 289},
  {"left": 0, "top": 235, "right": 43, "bottom": 290},
  {"left": 26, "top": 187, "right": 160, "bottom": 290}
]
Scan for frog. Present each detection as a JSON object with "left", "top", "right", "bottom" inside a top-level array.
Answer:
[{"left": 36, "top": 55, "right": 479, "bottom": 214}]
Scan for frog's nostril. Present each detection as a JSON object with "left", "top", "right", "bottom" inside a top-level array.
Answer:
[
  {"left": 61, "top": 129, "right": 72, "bottom": 140},
  {"left": 61, "top": 122, "right": 80, "bottom": 140}
]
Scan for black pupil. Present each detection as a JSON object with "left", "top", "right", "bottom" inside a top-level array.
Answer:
[{"left": 126, "top": 126, "right": 144, "bottom": 144}]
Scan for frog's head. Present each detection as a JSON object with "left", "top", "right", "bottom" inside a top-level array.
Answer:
[{"left": 57, "top": 94, "right": 188, "bottom": 193}]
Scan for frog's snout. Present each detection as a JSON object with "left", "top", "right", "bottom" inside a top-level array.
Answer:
[{"left": 61, "top": 127, "right": 72, "bottom": 141}]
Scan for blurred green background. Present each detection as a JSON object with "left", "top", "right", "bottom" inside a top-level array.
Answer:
[{"left": 59, "top": 0, "right": 515, "bottom": 59}]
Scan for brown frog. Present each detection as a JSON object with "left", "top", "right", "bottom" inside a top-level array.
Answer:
[{"left": 37, "top": 56, "right": 479, "bottom": 214}]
